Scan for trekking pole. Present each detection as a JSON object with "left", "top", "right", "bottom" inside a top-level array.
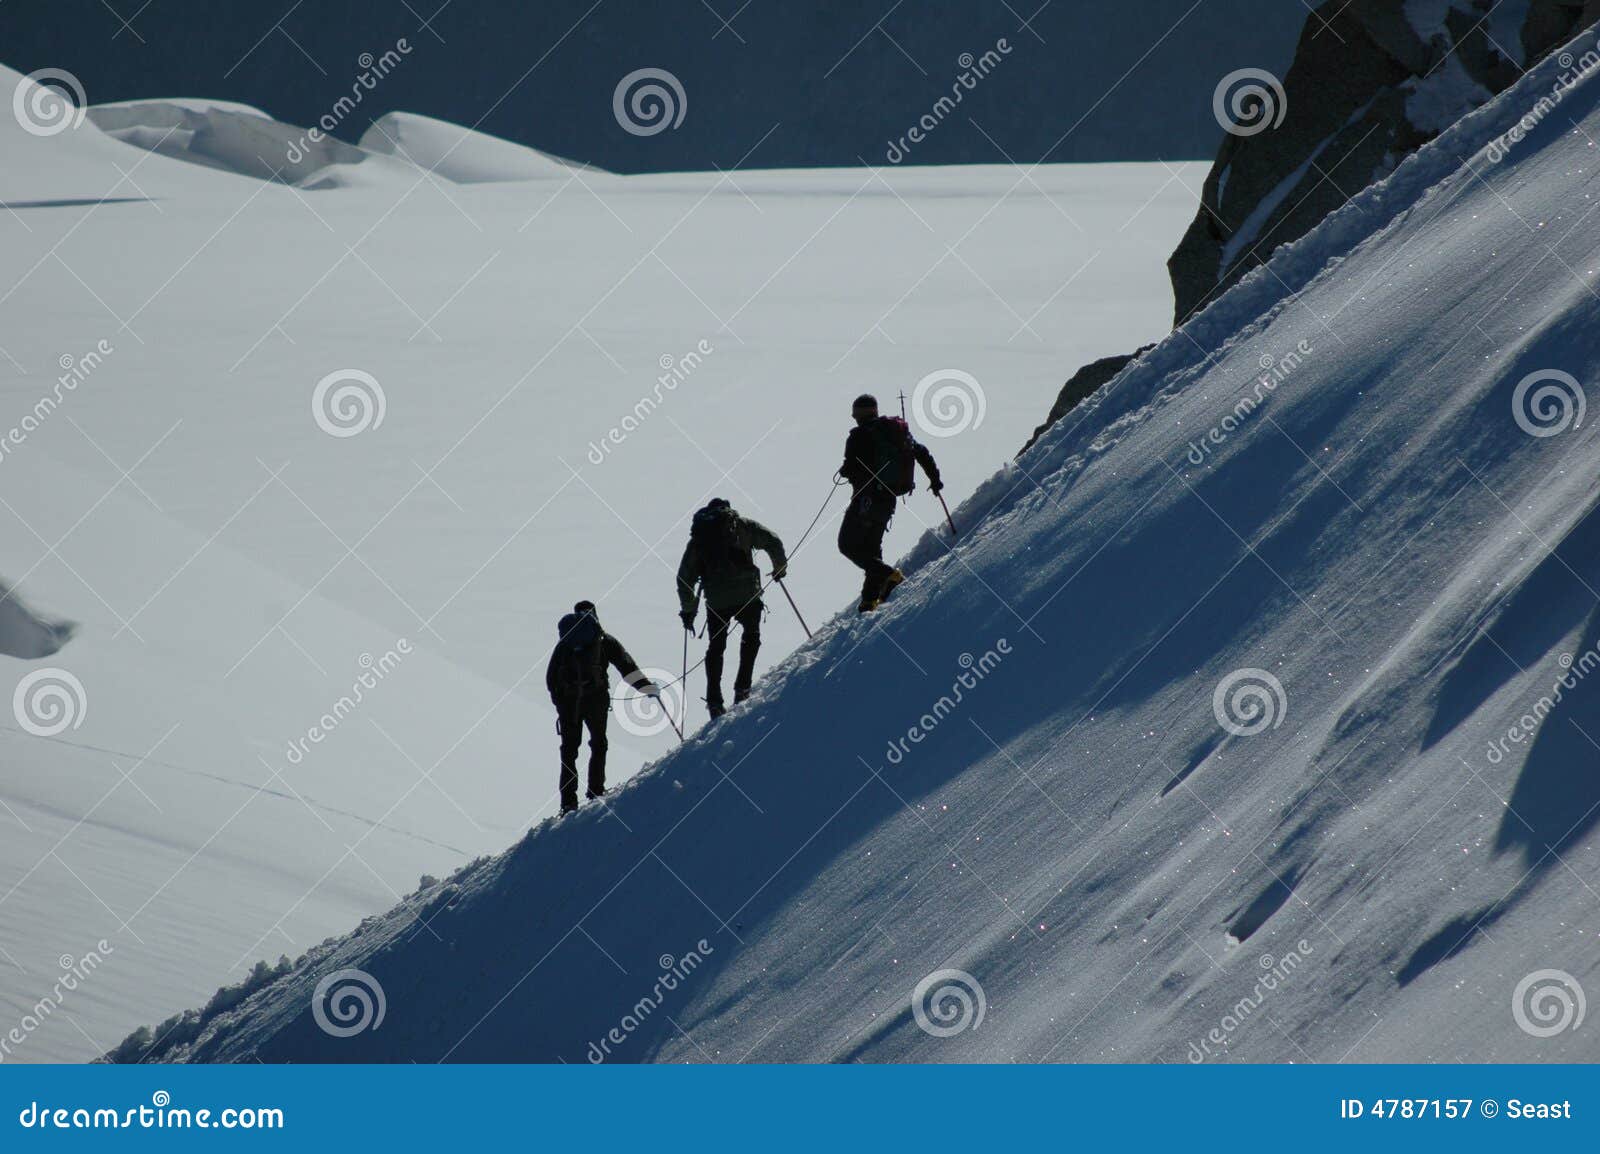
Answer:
[
  {"left": 775, "top": 576, "right": 812, "bottom": 638},
  {"left": 936, "top": 491, "right": 958, "bottom": 539},
  {"left": 656, "top": 696, "right": 685, "bottom": 742},
  {"left": 681, "top": 628, "right": 690, "bottom": 732}
]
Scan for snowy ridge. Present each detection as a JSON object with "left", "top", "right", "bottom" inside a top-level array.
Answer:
[
  {"left": 122, "top": 23, "right": 1600, "bottom": 1063},
  {"left": 81, "top": 94, "right": 603, "bottom": 188},
  {"left": 923, "top": 16, "right": 1600, "bottom": 577},
  {"left": 357, "top": 113, "right": 598, "bottom": 183},
  {"left": 2, "top": 57, "right": 1198, "bottom": 1061}
]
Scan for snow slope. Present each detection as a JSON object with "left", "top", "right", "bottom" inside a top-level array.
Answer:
[
  {"left": 0, "top": 63, "right": 1197, "bottom": 1061},
  {"left": 132, "top": 23, "right": 1600, "bottom": 1064},
  {"left": 358, "top": 113, "right": 593, "bottom": 183}
]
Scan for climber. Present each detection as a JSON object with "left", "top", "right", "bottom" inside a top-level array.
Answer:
[
  {"left": 546, "top": 600, "right": 659, "bottom": 814},
  {"left": 676, "top": 498, "right": 788, "bottom": 718},
  {"left": 837, "top": 393, "right": 942, "bottom": 611}
]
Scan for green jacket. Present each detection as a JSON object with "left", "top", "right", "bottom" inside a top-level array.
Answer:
[{"left": 677, "top": 514, "right": 787, "bottom": 616}]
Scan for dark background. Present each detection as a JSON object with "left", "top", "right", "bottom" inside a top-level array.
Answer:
[{"left": 0, "top": 1, "right": 1307, "bottom": 172}]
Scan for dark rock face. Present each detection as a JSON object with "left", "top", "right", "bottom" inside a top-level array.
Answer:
[
  {"left": 1168, "top": 0, "right": 1600, "bottom": 325},
  {"left": 1020, "top": 347, "right": 1153, "bottom": 456},
  {"left": 1027, "top": 1, "right": 1600, "bottom": 456}
]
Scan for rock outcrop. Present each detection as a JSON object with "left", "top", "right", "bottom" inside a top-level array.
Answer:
[
  {"left": 1029, "top": 1, "right": 1600, "bottom": 456},
  {"left": 1168, "top": 0, "right": 1600, "bottom": 324},
  {"left": 1020, "top": 348, "right": 1152, "bottom": 455}
]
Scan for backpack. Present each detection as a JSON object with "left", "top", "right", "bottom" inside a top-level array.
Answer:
[
  {"left": 553, "top": 611, "right": 602, "bottom": 689},
  {"left": 690, "top": 503, "right": 746, "bottom": 574},
  {"left": 869, "top": 416, "right": 918, "bottom": 496}
]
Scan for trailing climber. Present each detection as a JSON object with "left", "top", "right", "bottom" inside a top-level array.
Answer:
[{"left": 546, "top": 599, "right": 659, "bottom": 814}]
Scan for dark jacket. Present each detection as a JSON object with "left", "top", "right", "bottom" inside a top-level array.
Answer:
[
  {"left": 546, "top": 631, "right": 648, "bottom": 703},
  {"left": 677, "top": 513, "right": 787, "bottom": 616},
  {"left": 841, "top": 418, "right": 941, "bottom": 494}
]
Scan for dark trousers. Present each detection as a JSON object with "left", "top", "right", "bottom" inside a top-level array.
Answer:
[
  {"left": 838, "top": 489, "right": 897, "bottom": 597},
  {"left": 557, "top": 689, "right": 610, "bottom": 806},
  {"left": 705, "top": 601, "right": 762, "bottom": 707}
]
